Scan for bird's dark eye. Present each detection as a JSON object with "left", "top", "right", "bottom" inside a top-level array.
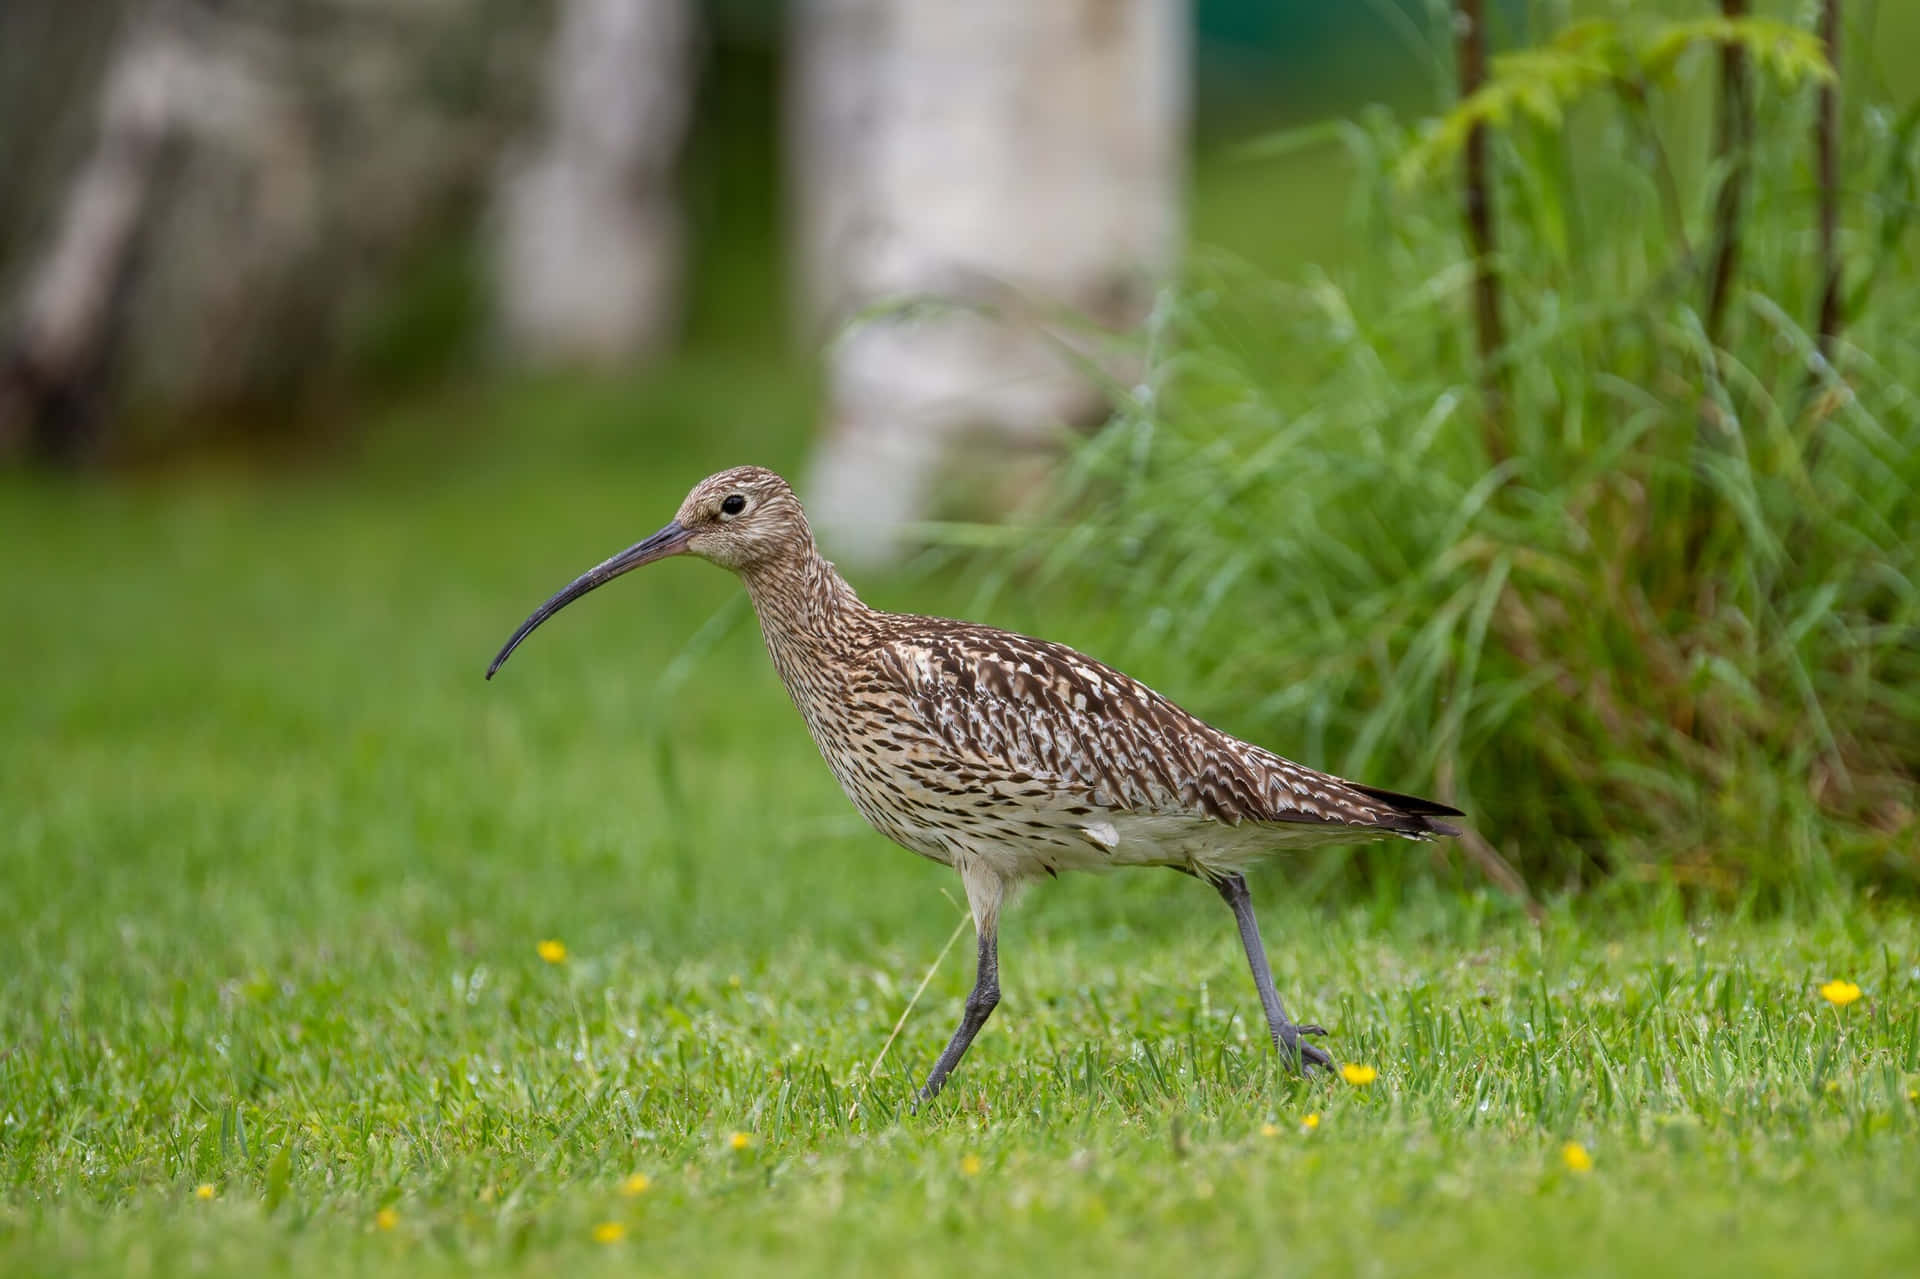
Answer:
[{"left": 720, "top": 494, "right": 747, "bottom": 516}]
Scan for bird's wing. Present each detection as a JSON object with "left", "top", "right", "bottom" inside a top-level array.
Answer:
[{"left": 862, "top": 621, "right": 1422, "bottom": 832}]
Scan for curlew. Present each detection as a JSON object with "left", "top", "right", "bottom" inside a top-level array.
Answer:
[{"left": 488, "top": 466, "right": 1462, "bottom": 1099}]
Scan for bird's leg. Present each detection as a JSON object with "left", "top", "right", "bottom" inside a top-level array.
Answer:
[
  {"left": 916, "top": 861, "right": 1006, "bottom": 1105},
  {"left": 1212, "top": 872, "right": 1333, "bottom": 1073},
  {"left": 916, "top": 924, "right": 1000, "bottom": 1104}
]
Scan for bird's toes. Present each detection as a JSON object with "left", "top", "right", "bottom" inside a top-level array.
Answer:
[{"left": 1275, "top": 1030, "right": 1335, "bottom": 1074}]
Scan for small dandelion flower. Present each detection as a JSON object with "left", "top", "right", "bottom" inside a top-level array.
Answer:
[
  {"left": 194, "top": 1184, "right": 216, "bottom": 1201},
  {"left": 375, "top": 1208, "right": 399, "bottom": 1231},
  {"left": 960, "top": 1154, "right": 983, "bottom": 1176},
  {"left": 1818, "top": 980, "right": 1861, "bottom": 1007},
  {"left": 1340, "top": 1063, "right": 1378, "bottom": 1086},
  {"left": 536, "top": 939, "right": 567, "bottom": 964},
  {"left": 728, "top": 1131, "right": 754, "bottom": 1151},
  {"left": 1561, "top": 1142, "right": 1594, "bottom": 1174},
  {"left": 620, "top": 1172, "right": 652, "bottom": 1197},
  {"left": 1302, "top": 1113, "right": 1320, "bottom": 1131},
  {"left": 1260, "top": 1123, "right": 1280, "bottom": 1138},
  {"left": 592, "top": 1222, "right": 626, "bottom": 1245}
]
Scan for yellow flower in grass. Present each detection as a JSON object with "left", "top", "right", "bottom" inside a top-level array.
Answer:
[
  {"left": 1259, "top": 1123, "right": 1280, "bottom": 1139},
  {"left": 1301, "top": 1113, "right": 1320, "bottom": 1131},
  {"left": 728, "top": 1131, "right": 754, "bottom": 1151},
  {"left": 1340, "top": 1063, "right": 1378, "bottom": 1086},
  {"left": 193, "top": 1183, "right": 216, "bottom": 1201},
  {"left": 620, "top": 1172, "right": 652, "bottom": 1197},
  {"left": 1561, "top": 1142, "right": 1594, "bottom": 1174},
  {"left": 1819, "top": 980, "right": 1861, "bottom": 1007},
  {"left": 960, "top": 1154, "right": 983, "bottom": 1176},
  {"left": 592, "top": 1221, "right": 627, "bottom": 1244},
  {"left": 536, "top": 939, "right": 567, "bottom": 964},
  {"left": 375, "top": 1208, "right": 399, "bottom": 1231}
]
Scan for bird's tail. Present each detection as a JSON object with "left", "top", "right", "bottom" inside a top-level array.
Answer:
[{"left": 1349, "top": 783, "right": 1465, "bottom": 839}]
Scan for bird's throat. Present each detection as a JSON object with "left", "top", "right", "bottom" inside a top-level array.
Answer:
[
  {"left": 739, "top": 546, "right": 871, "bottom": 734},
  {"left": 740, "top": 547, "right": 866, "bottom": 662}
]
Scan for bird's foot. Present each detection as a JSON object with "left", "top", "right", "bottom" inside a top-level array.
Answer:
[{"left": 1278, "top": 1026, "right": 1335, "bottom": 1073}]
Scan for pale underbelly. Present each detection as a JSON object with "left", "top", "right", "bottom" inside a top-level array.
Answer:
[{"left": 837, "top": 771, "right": 1283, "bottom": 880}]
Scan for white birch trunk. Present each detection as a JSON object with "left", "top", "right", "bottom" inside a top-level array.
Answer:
[
  {"left": 493, "top": 0, "right": 699, "bottom": 366},
  {"left": 791, "top": 0, "right": 1188, "bottom": 565}
]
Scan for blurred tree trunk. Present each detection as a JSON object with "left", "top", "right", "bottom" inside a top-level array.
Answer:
[
  {"left": 1704, "top": 0, "right": 1752, "bottom": 346},
  {"left": 0, "top": 1, "right": 234, "bottom": 461},
  {"left": 1456, "top": 0, "right": 1507, "bottom": 464},
  {"left": 791, "top": 0, "right": 1188, "bottom": 566},
  {"left": 493, "top": 0, "right": 698, "bottom": 366},
  {"left": 1813, "top": 0, "right": 1843, "bottom": 365},
  {"left": 1, "top": 0, "right": 543, "bottom": 461}
]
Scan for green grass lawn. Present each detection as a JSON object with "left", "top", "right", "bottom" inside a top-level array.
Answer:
[{"left": 3, "top": 371, "right": 1916, "bottom": 1277}]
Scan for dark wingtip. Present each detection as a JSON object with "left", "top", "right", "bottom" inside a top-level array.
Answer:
[
  {"left": 1350, "top": 782, "right": 1465, "bottom": 820},
  {"left": 1350, "top": 782, "right": 1466, "bottom": 838}
]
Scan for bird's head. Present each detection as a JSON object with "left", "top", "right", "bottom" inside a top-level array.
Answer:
[
  {"left": 486, "top": 465, "right": 810, "bottom": 679},
  {"left": 671, "top": 465, "right": 811, "bottom": 572}
]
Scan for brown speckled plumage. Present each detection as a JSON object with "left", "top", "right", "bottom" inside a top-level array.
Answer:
[{"left": 489, "top": 466, "right": 1464, "bottom": 1097}]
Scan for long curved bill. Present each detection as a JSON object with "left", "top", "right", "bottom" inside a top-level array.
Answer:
[{"left": 486, "top": 520, "right": 691, "bottom": 679}]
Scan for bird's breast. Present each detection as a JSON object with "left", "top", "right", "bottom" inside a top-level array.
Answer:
[{"left": 759, "top": 630, "right": 947, "bottom": 861}]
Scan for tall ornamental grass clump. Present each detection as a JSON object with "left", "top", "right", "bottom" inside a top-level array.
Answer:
[{"left": 973, "top": 5, "right": 1918, "bottom": 897}]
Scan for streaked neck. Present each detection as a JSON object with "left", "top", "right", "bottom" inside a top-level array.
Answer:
[{"left": 740, "top": 544, "right": 867, "bottom": 649}]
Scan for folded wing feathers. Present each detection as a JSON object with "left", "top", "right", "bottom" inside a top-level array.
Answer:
[{"left": 870, "top": 623, "right": 1461, "bottom": 840}]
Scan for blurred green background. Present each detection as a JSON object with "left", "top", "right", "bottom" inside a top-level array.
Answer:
[{"left": 3, "top": 2, "right": 1918, "bottom": 1276}]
